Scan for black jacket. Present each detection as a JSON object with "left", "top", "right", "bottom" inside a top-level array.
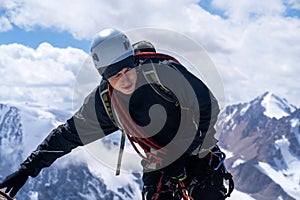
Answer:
[{"left": 20, "top": 59, "right": 220, "bottom": 178}]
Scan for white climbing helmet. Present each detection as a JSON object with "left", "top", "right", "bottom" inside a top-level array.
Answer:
[{"left": 90, "top": 28, "right": 134, "bottom": 79}]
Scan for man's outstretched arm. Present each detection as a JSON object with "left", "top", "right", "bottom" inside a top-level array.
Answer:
[{"left": 0, "top": 86, "right": 118, "bottom": 197}]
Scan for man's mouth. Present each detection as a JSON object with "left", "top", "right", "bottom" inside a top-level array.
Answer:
[{"left": 122, "top": 83, "right": 133, "bottom": 90}]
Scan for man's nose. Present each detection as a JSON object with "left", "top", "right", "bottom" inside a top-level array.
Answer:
[{"left": 120, "top": 72, "right": 130, "bottom": 83}]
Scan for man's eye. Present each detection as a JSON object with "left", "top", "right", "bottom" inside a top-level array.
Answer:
[
  {"left": 115, "top": 74, "right": 121, "bottom": 78},
  {"left": 113, "top": 68, "right": 132, "bottom": 79}
]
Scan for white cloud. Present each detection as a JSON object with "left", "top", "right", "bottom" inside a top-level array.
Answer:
[
  {"left": 213, "top": 15, "right": 300, "bottom": 105},
  {"left": 2, "top": 0, "right": 209, "bottom": 39},
  {"left": 0, "top": 0, "right": 300, "bottom": 107},
  {"left": 0, "top": 42, "right": 89, "bottom": 109},
  {"left": 211, "top": 0, "right": 286, "bottom": 20},
  {"left": 0, "top": 16, "right": 12, "bottom": 31}
]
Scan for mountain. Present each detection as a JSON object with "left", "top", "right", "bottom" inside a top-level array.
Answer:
[
  {"left": 1, "top": 91, "right": 300, "bottom": 200},
  {"left": 21, "top": 164, "right": 125, "bottom": 200},
  {"left": 0, "top": 104, "right": 23, "bottom": 176},
  {"left": 0, "top": 103, "right": 142, "bottom": 200},
  {"left": 216, "top": 92, "right": 300, "bottom": 200}
]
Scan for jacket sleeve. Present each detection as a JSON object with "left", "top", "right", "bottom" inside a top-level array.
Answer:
[
  {"left": 20, "top": 86, "right": 119, "bottom": 177},
  {"left": 180, "top": 64, "right": 220, "bottom": 151}
]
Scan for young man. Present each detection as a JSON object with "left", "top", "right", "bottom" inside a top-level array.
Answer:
[{"left": 0, "top": 28, "right": 233, "bottom": 200}]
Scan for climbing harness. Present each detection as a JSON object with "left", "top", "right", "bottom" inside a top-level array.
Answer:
[{"left": 150, "top": 146, "right": 234, "bottom": 199}]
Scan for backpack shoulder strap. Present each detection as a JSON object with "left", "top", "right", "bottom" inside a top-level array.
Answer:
[
  {"left": 134, "top": 52, "right": 181, "bottom": 64},
  {"left": 99, "top": 81, "right": 127, "bottom": 176},
  {"left": 135, "top": 52, "right": 180, "bottom": 103},
  {"left": 100, "top": 88, "right": 115, "bottom": 123}
]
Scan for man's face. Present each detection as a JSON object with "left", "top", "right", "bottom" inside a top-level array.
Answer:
[{"left": 108, "top": 68, "right": 137, "bottom": 94}]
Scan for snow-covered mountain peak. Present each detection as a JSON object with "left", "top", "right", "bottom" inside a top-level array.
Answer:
[
  {"left": 219, "top": 92, "right": 297, "bottom": 126},
  {"left": 217, "top": 92, "right": 300, "bottom": 200},
  {"left": 260, "top": 92, "right": 296, "bottom": 119},
  {"left": 0, "top": 103, "right": 22, "bottom": 150},
  {"left": 0, "top": 103, "right": 24, "bottom": 175}
]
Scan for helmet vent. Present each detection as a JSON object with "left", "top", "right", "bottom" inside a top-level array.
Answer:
[
  {"left": 92, "top": 53, "right": 99, "bottom": 62},
  {"left": 123, "top": 39, "right": 130, "bottom": 50}
]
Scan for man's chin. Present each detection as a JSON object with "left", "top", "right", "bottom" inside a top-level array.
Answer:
[
  {"left": 120, "top": 86, "right": 135, "bottom": 94},
  {"left": 123, "top": 89, "right": 134, "bottom": 95}
]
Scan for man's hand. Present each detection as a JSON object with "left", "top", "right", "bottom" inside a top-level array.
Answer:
[{"left": 0, "top": 169, "right": 28, "bottom": 197}]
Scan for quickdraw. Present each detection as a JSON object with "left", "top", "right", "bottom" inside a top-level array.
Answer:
[
  {"left": 188, "top": 147, "right": 234, "bottom": 198},
  {"left": 177, "top": 180, "right": 194, "bottom": 200},
  {"left": 210, "top": 147, "right": 234, "bottom": 198},
  {"left": 208, "top": 148, "right": 226, "bottom": 171},
  {"left": 152, "top": 180, "right": 194, "bottom": 200}
]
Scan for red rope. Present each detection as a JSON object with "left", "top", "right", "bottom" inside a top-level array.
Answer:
[
  {"left": 152, "top": 170, "right": 165, "bottom": 200},
  {"left": 108, "top": 85, "right": 166, "bottom": 165},
  {"left": 179, "top": 181, "right": 194, "bottom": 200}
]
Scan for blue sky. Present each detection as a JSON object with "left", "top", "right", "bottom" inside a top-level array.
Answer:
[
  {"left": 0, "top": 0, "right": 300, "bottom": 108},
  {"left": 198, "top": 0, "right": 227, "bottom": 19},
  {"left": 199, "top": 0, "right": 300, "bottom": 19},
  {"left": 0, "top": 25, "right": 91, "bottom": 52}
]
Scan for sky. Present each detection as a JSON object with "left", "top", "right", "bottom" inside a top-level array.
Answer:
[{"left": 0, "top": 0, "right": 300, "bottom": 111}]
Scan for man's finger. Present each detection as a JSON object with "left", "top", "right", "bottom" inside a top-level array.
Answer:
[
  {"left": 4, "top": 187, "right": 11, "bottom": 194},
  {"left": 0, "top": 189, "right": 14, "bottom": 200},
  {"left": 9, "top": 188, "right": 17, "bottom": 198}
]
